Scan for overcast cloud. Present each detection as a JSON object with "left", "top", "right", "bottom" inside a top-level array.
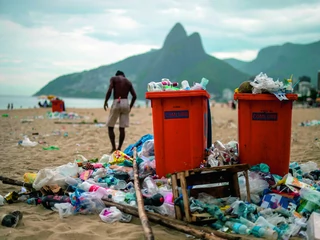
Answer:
[{"left": 0, "top": 0, "right": 319, "bottom": 95}]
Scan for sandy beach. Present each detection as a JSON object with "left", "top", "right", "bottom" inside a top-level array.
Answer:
[{"left": 0, "top": 105, "right": 319, "bottom": 240}]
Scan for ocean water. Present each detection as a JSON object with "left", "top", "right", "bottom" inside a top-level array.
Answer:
[{"left": 0, "top": 95, "right": 147, "bottom": 110}]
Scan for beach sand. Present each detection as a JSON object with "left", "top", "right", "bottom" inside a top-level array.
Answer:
[{"left": 0, "top": 105, "right": 319, "bottom": 239}]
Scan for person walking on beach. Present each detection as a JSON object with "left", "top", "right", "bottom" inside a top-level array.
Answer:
[
  {"left": 10, "top": 103, "right": 13, "bottom": 110},
  {"left": 104, "top": 70, "right": 137, "bottom": 153}
]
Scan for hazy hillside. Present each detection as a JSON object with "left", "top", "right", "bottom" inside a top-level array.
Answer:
[
  {"left": 224, "top": 41, "right": 320, "bottom": 84},
  {"left": 34, "top": 23, "right": 249, "bottom": 99}
]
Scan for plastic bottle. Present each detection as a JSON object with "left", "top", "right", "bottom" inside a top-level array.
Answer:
[
  {"left": 255, "top": 216, "right": 281, "bottom": 234},
  {"left": 143, "top": 193, "right": 164, "bottom": 207},
  {"left": 65, "top": 176, "right": 80, "bottom": 186},
  {"left": 181, "top": 80, "right": 190, "bottom": 90},
  {"left": 239, "top": 217, "right": 255, "bottom": 228},
  {"left": 79, "top": 181, "right": 109, "bottom": 199},
  {"left": 113, "top": 180, "right": 127, "bottom": 190},
  {"left": 200, "top": 77, "right": 209, "bottom": 90},
  {"left": 225, "top": 221, "right": 250, "bottom": 235},
  {"left": 251, "top": 225, "right": 278, "bottom": 239},
  {"left": 143, "top": 176, "right": 158, "bottom": 194},
  {"left": 126, "top": 182, "right": 135, "bottom": 193}
]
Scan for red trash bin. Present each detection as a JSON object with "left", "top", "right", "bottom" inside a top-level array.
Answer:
[
  {"left": 146, "top": 90, "right": 210, "bottom": 178},
  {"left": 51, "top": 100, "right": 65, "bottom": 112},
  {"left": 234, "top": 93, "right": 298, "bottom": 176}
]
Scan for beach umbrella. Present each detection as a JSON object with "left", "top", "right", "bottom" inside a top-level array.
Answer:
[{"left": 47, "top": 95, "right": 56, "bottom": 100}]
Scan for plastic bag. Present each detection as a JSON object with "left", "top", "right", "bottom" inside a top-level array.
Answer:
[
  {"left": 53, "top": 203, "right": 74, "bottom": 219},
  {"left": 239, "top": 171, "right": 269, "bottom": 204},
  {"left": 139, "top": 158, "right": 156, "bottom": 178},
  {"left": 139, "top": 140, "right": 154, "bottom": 157},
  {"left": 70, "top": 191, "right": 105, "bottom": 215},
  {"left": 250, "top": 72, "right": 283, "bottom": 93},
  {"left": 33, "top": 163, "right": 79, "bottom": 190},
  {"left": 99, "top": 207, "right": 122, "bottom": 223},
  {"left": 56, "top": 162, "right": 79, "bottom": 177},
  {"left": 19, "top": 136, "right": 38, "bottom": 147}
]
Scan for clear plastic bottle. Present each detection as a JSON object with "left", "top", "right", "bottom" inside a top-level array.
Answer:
[
  {"left": 251, "top": 225, "right": 278, "bottom": 239},
  {"left": 181, "top": 80, "right": 190, "bottom": 90},
  {"left": 143, "top": 176, "right": 158, "bottom": 194},
  {"left": 113, "top": 180, "right": 127, "bottom": 190},
  {"left": 200, "top": 78, "right": 209, "bottom": 90},
  {"left": 126, "top": 182, "right": 135, "bottom": 193},
  {"left": 225, "top": 221, "right": 250, "bottom": 235}
]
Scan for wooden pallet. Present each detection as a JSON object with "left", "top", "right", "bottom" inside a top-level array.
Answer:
[{"left": 171, "top": 164, "right": 251, "bottom": 222}]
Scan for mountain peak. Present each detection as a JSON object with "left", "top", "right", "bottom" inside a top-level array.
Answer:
[
  {"left": 163, "top": 23, "right": 187, "bottom": 48},
  {"left": 187, "top": 32, "right": 205, "bottom": 54}
]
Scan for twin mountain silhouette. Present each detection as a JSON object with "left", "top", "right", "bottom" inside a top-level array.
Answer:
[{"left": 35, "top": 23, "right": 320, "bottom": 98}]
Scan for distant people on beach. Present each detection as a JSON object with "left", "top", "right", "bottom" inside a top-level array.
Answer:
[
  {"left": 145, "top": 99, "right": 149, "bottom": 108},
  {"left": 104, "top": 70, "right": 137, "bottom": 153},
  {"left": 7, "top": 103, "right": 10, "bottom": 110},
  {"left": 10, "top": 103, "right": 13, "bottom": 110}
]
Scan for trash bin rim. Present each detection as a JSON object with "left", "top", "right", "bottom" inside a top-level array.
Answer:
[
  {"left": 234, "top": 93, "right": 298, "bottom": 101},
  {"left": 146, "top": 90, "right": 210, "bottom": 99}
]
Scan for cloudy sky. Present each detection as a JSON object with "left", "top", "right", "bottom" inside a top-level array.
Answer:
[{"left": 0, "top": 0, "right": 320, "bottom": 96}]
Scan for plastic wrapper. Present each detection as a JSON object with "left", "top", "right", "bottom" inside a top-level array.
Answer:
[
  {"left": 208, "top": 140, "right": 239, "bottom": 166},
  {"left": 99, "top": 207, "right": 122, "bottom": 223},
  {"left": 109, "top": 150, "right": 133, "bottom": 165}
]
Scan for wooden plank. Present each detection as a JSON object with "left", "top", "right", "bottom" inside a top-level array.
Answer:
[
  {"left": 190, "top": 185, "right": 231, "bottom": 199},
  {"left": 186, "top": 171, "right": 232, "bottom": 186},
  {"left": 191, "top": 164, "right": 249, "bottom": 173},
  {"left": 178, "top": 172, "right": 192, "bottom": 222},
  {"left": 229, "top": 172, "right": 241, "bottom": 198},
  {"left": 171, "top": 173, "right": 182, "bottom": 220},
  {"left": 244, "top": 170, "right": 251, "bottom": 203}
]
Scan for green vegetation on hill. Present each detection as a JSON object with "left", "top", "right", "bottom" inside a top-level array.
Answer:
[{"left": 224, "top": 41, "right": 320, "bottom": 85}]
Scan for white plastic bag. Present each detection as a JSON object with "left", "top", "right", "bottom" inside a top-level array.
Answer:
[
  {"left": 53, "top": 203, "right": 74, "bottom": 219},
  {"left": 56, "top": 162, "right": 79, "bottom": 177},
  {"left": 33, "top": 163, "right": 79, "bottom": 190},
  {"left": 19, "top": 136, "right": 38, "bottom": 147},
  {"left": 99, "top": 207, "right": 122, "bottom": 223}
]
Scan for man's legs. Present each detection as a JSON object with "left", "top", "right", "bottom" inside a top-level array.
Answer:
[
  {"left": 118, "top": 127, "right": 125, "bottom": 150},
  {"left": 106, "top": 102, "right": 119, "bottom": 153},
  {"left": 108, "top": 127, "right": 116, "bottom": 153}
]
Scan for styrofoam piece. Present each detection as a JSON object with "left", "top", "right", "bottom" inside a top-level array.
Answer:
[{"left": 307, "top": 212, "right": 320, "bottom": 240}]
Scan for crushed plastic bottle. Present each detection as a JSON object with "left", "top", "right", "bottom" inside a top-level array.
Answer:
[{"left": 225, "top": 221, "right": 250, "bottom": 235}]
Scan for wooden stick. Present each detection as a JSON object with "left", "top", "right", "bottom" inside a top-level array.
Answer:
[
  {"left": 0, "top": 176, "right": 33, "bottom": 189},
  {"left": 102, "top": 199, "right": 228, "bottom": 240},
  {"left": 132, "top": 149, "right": 154, "bottom": 240}
]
